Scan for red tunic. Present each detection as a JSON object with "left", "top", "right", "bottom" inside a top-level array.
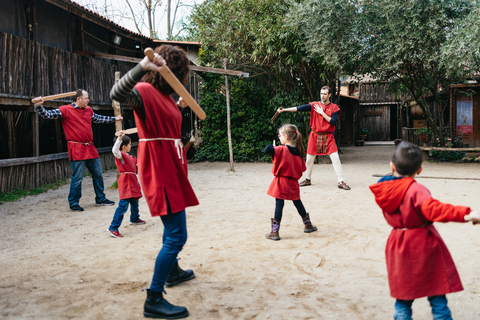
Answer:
[
  {"left": 134, "top": 82, "right": 199, "bottom": 216},
  {"left": 115, "top": 152, "right": 142, "bottom": 200},
  {"left": 267, "top": 146, "right": 306, "bottom": 200},
  {"left": 59, "top": 105, "right": 99, "bottom": 161},
  {"left": 370, "top": 177, "right": 471, "bottom": 300},
  {"left": 306, "top": 102, "right": 341, "bottom": 155}
]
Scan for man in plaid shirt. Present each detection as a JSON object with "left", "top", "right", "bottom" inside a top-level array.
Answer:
[{"left": 33, "top": 89, "right": 123, "bottom": 212}]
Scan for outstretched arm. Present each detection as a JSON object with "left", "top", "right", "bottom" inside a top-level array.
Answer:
[{"left": 32, "top": 97, "right": 62, "bottom": 119}]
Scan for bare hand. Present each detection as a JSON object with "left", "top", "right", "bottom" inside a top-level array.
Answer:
[
  {"left": 313, "top": 104, "right": 324, "bottom": 115},
  {"left": 277, "top": 107, "right": 284, "bottom": 113},
  {"left": 115, "top": 130, "right": 126, "bottom": 137},
  {"left": 465, "top": 210, "right": 480, "bottom": 224},
  {"left": 178, "top": 97, "right": 188, "bottom": 108},
  {"left": 115, "top": 116, "right": 123, "bottom": 121},
  {"left": 32, "top": 97, "right": 44, "bottom": 107},
  {"left": 140, "top": 53, "right": 166, "bottom": 72}
]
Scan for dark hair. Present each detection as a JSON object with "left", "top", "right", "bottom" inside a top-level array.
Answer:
[
  {"left": 74, "top": 89, "right": 85, "bottom": 101},
  {"left": 321, "top": 86, "right": 331, "bottom": 94},
  {"left": 113, "top": 134, "right": 132, "bottom": 149},
  {"left": 141, "top": 45, "right": 190, "bottom": 95},
  {"left": 279, "top": 124, "right": 306, "bottom": 160},
  {"left": 392, "top": 141, "right": 423, "bottom": 176}
]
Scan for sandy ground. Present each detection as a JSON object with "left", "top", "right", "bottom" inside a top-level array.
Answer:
[{"left": 1, "top": 146, "right": 480, "bottom": 320}]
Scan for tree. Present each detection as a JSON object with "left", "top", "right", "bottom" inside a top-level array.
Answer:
[
  {"left": 75, "top": 0, "right": 196, "bottom": 39},
  {"left": 189, "top": 0, "right": 339, "bottom": 102},
  {"left": 440, "top": 0, "right": 480, "bottom": 78},
  {"left": 353, "top": 0, "right": 474, "bottom": 145}
]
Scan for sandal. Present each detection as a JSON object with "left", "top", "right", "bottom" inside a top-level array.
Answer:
[
  {"left": 299, "top": 178, "right": 311, "bottom": 187},
  {"left": 338, "top": 181, "right": 351, "bottom": 190}
]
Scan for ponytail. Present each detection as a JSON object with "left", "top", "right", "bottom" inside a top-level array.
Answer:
[
  {"left": 296, "top": 131, "right": 305, "bottom": 160},
  {"left": 279, "top": 123, "right": 305, "bottom": 159}
]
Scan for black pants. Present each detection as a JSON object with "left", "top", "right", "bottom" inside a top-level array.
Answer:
[{"left": 274, "top": 198, "right": 307, "bottom": 221}]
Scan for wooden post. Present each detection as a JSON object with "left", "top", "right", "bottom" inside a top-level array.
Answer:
[
  {"left": 224, "top": 58, "right": 234, "bottom": 172},
  {"left": 112, "top": 71, "right": 122, "bottom": 132},
  {"left": 32, "top": 111, "right": 40, "bottom": 188},
  {"left": 112, "top": 71, "right": 122, "bottom": 181}
]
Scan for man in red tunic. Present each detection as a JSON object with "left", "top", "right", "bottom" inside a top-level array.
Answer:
[
  {"left": 33, "top": 90, "right": 123, "bottom": 211},
  {"left": 276, "top": 86, "right": 351, "bottom": 190},
  {"left": 370, "top": 141, "right": 480, "bottom": 319}
]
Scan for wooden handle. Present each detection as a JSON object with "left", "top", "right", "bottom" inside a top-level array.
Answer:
[
  {"left": 115, "top": 128, "right": 138, "bottom": 136},
  {"left": 31, "top": 91, "right": 77, "bottom": 103},
  {"left": 271, "top": 111, "right": 279, "bottom": 122},
  {"left": 144, "top": 48, "right": 206, "bottom": 120}
]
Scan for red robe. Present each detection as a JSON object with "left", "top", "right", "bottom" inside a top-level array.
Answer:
[
  {"left": 267, "top": 146, "right": 306, "bottom": 200},
  {"left": 134, "top": 82, "right": 199, "bottom": 216},
  {"left": 115, "top": 152, "right": 142, "bottom": 200},
  {"left": 306, "top": 102, "right": 341, "bottom": 155},
  {"left": 58, "top": 105, "right": 99, "bottom": 161},
  {"left": 370, "top": 177, "right": 470, "bottom": 300}
]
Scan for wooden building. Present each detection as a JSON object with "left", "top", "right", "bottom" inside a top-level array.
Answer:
[
  {"left": 450, "top": 84, "right": 480, "bottom": 147},
  {"left": 0, "top": 0, "right": 202, "bottom": 193}
]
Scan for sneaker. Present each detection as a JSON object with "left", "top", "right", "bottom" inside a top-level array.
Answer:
[
  {"left": 108, "top": 229, "right": 123, "bottom": 238},
  {"left": 299, "top": 178, "right": 311, "bottom": 187},
  {"left": 70, "top": 205, "right": 84, "bottom": 211},
  {"left": 130, "top": 219, "right": 146, "bottom": 225},
  {"left": 96, "top": 199, "right": 115, "bottom": 206}
]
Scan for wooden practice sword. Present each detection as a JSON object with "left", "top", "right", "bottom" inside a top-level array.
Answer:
[{"left": 31, "top": 91, "right": 77, "bottom": 103}]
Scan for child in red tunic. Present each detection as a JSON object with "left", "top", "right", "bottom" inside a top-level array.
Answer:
[
  {"left": 369, "top": 141, "right": 480, "bottom": 319},
  {"left": 108, "top": 132, "right": 145, "bottom": 238},
  {"left": 264, "top": 124, "right": 317, "bottom": 241}
]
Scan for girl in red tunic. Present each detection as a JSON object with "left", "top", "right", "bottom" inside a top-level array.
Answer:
[
  {"left": 110, "top": 45, "right": 197, "bottom": 319},
  {"left": 107, "top": 132, "right": 145, "bottom": 238},
  {"left": 370, "top": 142, "right": 480, "bottom": 319},
  {"left": 264, "top": 124, "right": 317, "bottom": 241}
]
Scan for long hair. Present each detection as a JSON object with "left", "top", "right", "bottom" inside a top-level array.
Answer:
[
  {"left": 141, "top": 45, "right": 190, "bottom": 95},
  {"left": 280, "top": 124, "right": 305, "bottom": 160}
]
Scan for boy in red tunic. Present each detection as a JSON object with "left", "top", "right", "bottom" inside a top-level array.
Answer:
[
  {"left": 369, "top": 141, "right": 480, "bottom": 319},
  {"left": 107, "top": 132, "right": 145, "bottom": 238},
  {"left": 264, "top": 124, "right": 317, "bottom": 241},
  {"left": 110, "top": 45, "right": 197, "bottom": 319},
  {"left": 276, "top": 86, "right": 350, "bottom": 190}
]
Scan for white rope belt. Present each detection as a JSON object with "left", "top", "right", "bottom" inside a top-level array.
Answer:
[
  {"left": 120, "top": 172, "right": 136, "bottom": 175},
  {"left": 139, "top": 137, "right": 184, "bottom": 163},
  {"left": 68, "top": 141, "right": 92, "bottom": 146}
]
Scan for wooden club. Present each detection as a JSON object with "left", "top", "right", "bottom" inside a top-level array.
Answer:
[
  {"left": 31, "top": 91, "right": 77, "bottom": 103},
  {"left": 144, "top": 47, "right": 206, "bottom": 120}
]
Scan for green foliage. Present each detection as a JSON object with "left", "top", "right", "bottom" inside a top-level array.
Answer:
[
  {"left": 194, "top": 73, "right": 282, "bottom": 162},
  {"left": 0, "top": 180, "right": 67, "bottom": 205},
  {"left": 430, "top": 151, "right": 466, "bottom": 162}
]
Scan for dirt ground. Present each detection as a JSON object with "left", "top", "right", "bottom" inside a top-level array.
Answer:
[{"left": 1, "top": 146, "right": 480, "bottom": 320}]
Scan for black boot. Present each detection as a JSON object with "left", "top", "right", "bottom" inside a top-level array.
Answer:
[
  {"left": 165, "top": 261, "right": 195, "bottom": 288},
  {"left": 143, "top": 289, "right": 189, "bottom": 319}
]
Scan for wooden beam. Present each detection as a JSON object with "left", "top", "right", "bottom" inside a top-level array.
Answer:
[
  {"left": 72, "top": 51, "right": 249, "bottom": 77},
  {"left": 190, "top": 65, "right": 249, "bottom": 77}
]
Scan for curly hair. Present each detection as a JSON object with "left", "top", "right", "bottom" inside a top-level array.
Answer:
[{"left": 141, "top": 45, "right": 190, "bottom": 95}]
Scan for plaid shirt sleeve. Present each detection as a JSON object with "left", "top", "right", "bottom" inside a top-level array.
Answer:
[
  {"left": 34, "top": 105, "right": 63, "bottom": 119},
  {"left": 92, "top": 112, "right": 117, "bottom": 124}
]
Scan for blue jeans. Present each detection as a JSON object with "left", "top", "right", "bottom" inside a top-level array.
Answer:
[
  {"left": 394, "top": 295, "right": 452, "bottom": 320},
  {"left": 109, "top": 198, "right": 140, "bottom": 231},
  {"left": 150, "top": 210, "right": 187, "bottom": 293},
  {"left": 68, "top": 158, "right": 106, "bottom": 206}
]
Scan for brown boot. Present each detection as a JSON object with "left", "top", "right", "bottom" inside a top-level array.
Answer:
[
  {"left": 265, "top": 218, "right": 280, "bottom": 241},
  {"left": 302, "top": 213, "right": 317, "bottom": 233}
]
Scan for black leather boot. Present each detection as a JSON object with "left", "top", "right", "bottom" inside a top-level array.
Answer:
[
  {"left": 143, "top": 289, "right": 189, "bottom": 319},
  {"left": 165, "top": 261, "right": 195, "bottom": 288}
]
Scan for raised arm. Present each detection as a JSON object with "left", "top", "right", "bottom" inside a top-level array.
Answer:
[{"left": 32, "top": 97, "right": 62, "bottom": 119}]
